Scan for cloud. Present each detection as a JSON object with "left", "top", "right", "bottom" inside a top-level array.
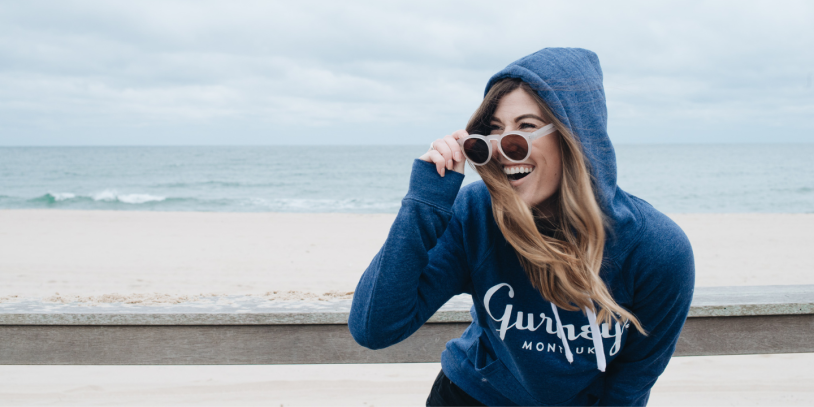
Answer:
[{"left": 0, "top": 0, "right": 812, "bottom": 145}]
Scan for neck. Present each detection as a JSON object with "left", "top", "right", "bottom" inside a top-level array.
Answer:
[
  {"left": 533, "top": 196, "right": 560, "bottom": 237},
  {"left": 534, "top": 192, "right": 559, "bottom": 219}
]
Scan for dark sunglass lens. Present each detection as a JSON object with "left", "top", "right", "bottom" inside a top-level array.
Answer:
[
  {"left": 501, "top": 134, "right": 529, "bottom": 161},
  {"left": 463, "top": 138, "right": 489, "bottom": 164}
]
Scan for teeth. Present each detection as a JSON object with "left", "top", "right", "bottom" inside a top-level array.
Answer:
[{"left": 503, "top": 166, "right": 533, "bottom": 175}]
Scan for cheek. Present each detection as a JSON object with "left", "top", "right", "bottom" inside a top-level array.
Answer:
[
  {"left": 533, "top": 137, "right": 562, "bottom": 175},
  {"left": 532, "top": 137, "right": 563, "bottom": 194},
  {"left": 549, "top": 160, "right": 563, "bottom": 190},
  {"left": 549, "top": 146, "right": 563, "bottom": 190}
]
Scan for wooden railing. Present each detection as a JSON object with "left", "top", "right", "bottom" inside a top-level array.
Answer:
[{"left": 1, "top": 285, "right": 812, "bottom": 364}]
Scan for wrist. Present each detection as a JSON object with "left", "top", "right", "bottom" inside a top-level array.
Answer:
[{"left": 405, "top": 159, "right": 464, "bottom": 209}]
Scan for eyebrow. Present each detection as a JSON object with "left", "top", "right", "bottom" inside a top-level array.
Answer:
[
  {"left": 490, "top": 114, "right": 547, "bottom": 124},
  {"left": 513, "top": 114, "right": 547, "bottom": 123}
]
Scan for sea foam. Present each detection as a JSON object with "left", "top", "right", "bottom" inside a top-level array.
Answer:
[
  {"left": 49, "top": 192, "right": 77, "bottom": 201},
  {"left": 33, "top": 191, "right": 167, "bottom": 205},
  {"left": 91, "top": 190, "right": 166, "bottom": 204}
]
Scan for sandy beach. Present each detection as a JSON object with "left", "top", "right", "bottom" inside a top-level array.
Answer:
[
  {"left": 1, "top": 210, "right": 813, "bottom": 298},
  {"left": 0, "top": 210, "right": 812, "bottom": 405}
]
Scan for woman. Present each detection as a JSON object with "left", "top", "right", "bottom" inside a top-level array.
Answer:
[{"left": 349, "top": 48, "right": 694, "bottom": 406}]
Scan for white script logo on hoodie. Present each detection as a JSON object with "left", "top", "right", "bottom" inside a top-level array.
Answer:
[{"left": 484, "top": 283, "right": 627, "bottom": 357}]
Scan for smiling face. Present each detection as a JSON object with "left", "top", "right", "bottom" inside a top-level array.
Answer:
[{"left": 489, "top": 87, "right": 562, "bottom": 213}]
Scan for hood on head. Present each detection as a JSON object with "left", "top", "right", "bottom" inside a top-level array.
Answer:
[{"left": 484, "top": 47, "right": 636, "bottom": 234}]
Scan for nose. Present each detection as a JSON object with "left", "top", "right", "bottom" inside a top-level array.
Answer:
[{"left": 490, "top": 139, "right": 508, "bottom": 163}]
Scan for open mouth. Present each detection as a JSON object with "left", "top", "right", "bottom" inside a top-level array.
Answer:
[{"left": 504, "top": 165, "right": 533, "bottom": 181}]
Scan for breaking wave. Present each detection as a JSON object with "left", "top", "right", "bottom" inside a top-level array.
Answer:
[
  {"left": 12, "top": 192, "right": 401, "bottom": 213},
  {"left": 88, "top": 190, "right": 166, "bottom": 204},
  {"left": 32, "top": 190, "right": 167, "bottom": 205}
]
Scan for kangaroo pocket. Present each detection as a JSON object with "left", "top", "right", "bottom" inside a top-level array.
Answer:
[
  {"left": 465, "top": 335, "right": 542, "bottom": 406},
  {"left": 465, "top": 335, "right": 604, "bottom": 406}
]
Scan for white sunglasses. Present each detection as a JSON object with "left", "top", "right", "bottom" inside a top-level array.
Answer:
[{"left": 457, "top": 123, "right": 557, "bottom": 165}]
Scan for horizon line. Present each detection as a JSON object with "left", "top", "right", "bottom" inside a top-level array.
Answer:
[{"left": 2, "top": 141, "right": 813, "bottom": 148}]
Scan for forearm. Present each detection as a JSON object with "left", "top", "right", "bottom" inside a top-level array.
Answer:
[{"left": 349, "top": 160, "right": 466, "bottom": 349}]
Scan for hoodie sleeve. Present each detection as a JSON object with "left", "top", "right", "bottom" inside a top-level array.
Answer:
[
  {"left": 348, "top": 159, "right": 471, "bottom": 350},
  {"left": 600, "top": 215, "right": 696, "bottom": 406}
]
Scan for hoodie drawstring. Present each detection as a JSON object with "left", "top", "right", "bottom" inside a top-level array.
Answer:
[
  {"left": 550, "top": 303, "right": 607, "bottom": 372},
  {"left": 550, "top": 303, "right": 573, "bottom": 364},
  {"left": 585, "top": 307, "right": 607, "bottom": 372}
]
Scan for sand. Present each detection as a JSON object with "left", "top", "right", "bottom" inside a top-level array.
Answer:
[
  {"left": 0, "top": 210, "right": 812, "bottom": 405},
  {"left": 0, "top": 210, "right": 397, "bottom": 298},
  {"left": 1, "top": 210, "right": 812, "bottom": 299}
]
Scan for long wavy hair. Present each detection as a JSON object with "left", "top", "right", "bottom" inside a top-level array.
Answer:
[{"left": 467, "top": 78, "right": 644, "bottom": 333}]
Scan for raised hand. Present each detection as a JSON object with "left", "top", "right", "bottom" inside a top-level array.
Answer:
[{"left": 418, "top": 129, "right": 468, "bottom": 177}]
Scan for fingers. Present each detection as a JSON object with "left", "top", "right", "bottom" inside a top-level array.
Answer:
[
  {"left": 429, "top": 150, "right": 447, "bottom": 177},
  {"left": 448, "top": 130, "right": 468, "bottom": 174},
  {"left": 418, "top": 149, "right": 448, "bottom": 176},
  {"left": 418, "top": 129, "right": 469, "bottom": 177},
  {"left": 430, "top": 139, "right": 454, "bottom": 172},
  {"left": 434, "top": 130, "right": 468, "bottom": 168},
  {"left": 442, "top": 134, "right": 462, "bottom": 163},
  {"left": 450, "top": 129, "right": 469, "bottom": 141}
]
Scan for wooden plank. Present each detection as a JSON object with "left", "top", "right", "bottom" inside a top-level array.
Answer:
[
  {"left": 2, "top": 314, "right": 813, "bottom": 365},
  {"left": 1, "top": 286, "right": 812, "bottom": 364},
  {"left": 687, "top": 285, "right": 814, "bottom": 317},
  {"left": 0, "top": 323, "right": 470, "bottom": 365},
  {"left": 674, "top": 314, "right": 814, "bottom": 356}
]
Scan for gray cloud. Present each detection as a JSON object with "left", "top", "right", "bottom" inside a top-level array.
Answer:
[{"left": 0, "top": 0, "right": 812, "bottom": 145}]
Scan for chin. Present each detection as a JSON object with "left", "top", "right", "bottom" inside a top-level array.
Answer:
[
  {"left": 505, "top": 170, "right": 557, "bottom": 210},
  {"left": 516, "top": 191, "right": 542, "bottom": 208},
  {"left": 515, "top": 189, "right": 556, "bottom": 214}
]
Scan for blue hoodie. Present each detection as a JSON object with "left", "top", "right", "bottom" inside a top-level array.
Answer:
[{"left": 349, "top": 48, "right": 695, "bottom": 406}]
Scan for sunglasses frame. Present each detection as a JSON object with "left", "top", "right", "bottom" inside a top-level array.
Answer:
[{"left": 457, "top": 123, "right": 557, "bottom": 166}]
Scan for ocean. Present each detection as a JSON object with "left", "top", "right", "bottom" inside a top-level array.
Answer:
[{"left": 1, "top": 144, "right": 812, "bottom": 213}]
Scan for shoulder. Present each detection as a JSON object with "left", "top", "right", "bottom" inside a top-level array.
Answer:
[
  {"left": 623, "top": 197, "right": 695, "bottom": 296},
  {"left": 456, "top": 180, "right": 491, "bottom": 203},
  {"left": 449, "top": 181, "right": 504, "bottom": 257},
  {"left": 632, "top": 198, "right": 693, "bottom": 258}
]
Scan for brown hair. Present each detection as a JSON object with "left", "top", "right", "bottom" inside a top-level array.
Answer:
[{"left": 467, "top": 78, "right": 644, "bottom": 333}]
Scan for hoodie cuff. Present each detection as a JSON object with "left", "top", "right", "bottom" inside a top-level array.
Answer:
[{"left": 405, "top": 159, "right": 465, "bottom": 211}]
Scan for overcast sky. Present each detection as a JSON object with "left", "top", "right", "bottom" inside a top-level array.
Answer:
[{"left": 1, "top": 1, "right": 812, "bottom": 145}]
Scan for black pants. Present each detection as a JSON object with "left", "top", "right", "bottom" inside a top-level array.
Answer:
[{"left": 426, "top": 369, "right": 486, "bottom": 406}]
